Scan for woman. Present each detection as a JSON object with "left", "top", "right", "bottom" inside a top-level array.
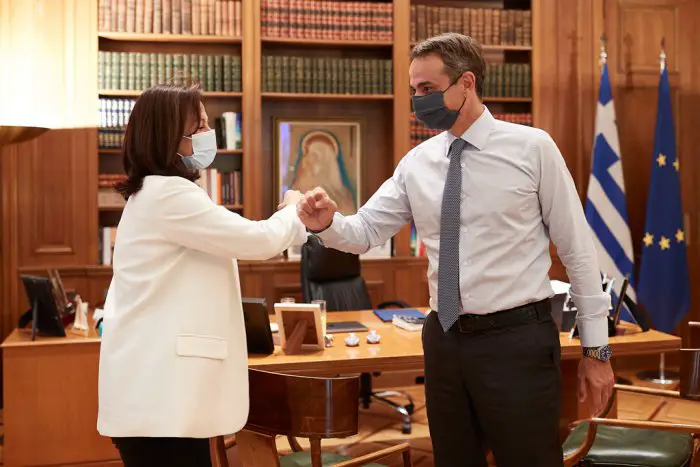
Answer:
[{"left": 97, "top": 84, "right": 306, "bottom": 466}]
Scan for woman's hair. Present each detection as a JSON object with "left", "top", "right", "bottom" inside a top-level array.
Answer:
[{"left": 115, "top": 84, "right": 203, "bottom": 200}]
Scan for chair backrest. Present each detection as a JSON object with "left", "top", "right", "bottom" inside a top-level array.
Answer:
[
  {"left": 687, "top": 321, "right": 700, "bottom": 348},
  {"left": 300, "top": 236, "right": 373, "bottom": 311},
  {"left": 679, "top": 348, "right": 700, "bottom": 401},
  {"left": 245, "top": 368, "right": 360, "bottom": 439}
]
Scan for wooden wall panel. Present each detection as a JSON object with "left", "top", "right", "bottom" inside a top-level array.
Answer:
[
  {"left": 16, "top": 128, "right": 98, "bottom": 267},
  {"left": 1, "top": 128, "right": 98, "bottom": 334},
  {"left": 603, "top": 0, "right": 700, "bottom": 328}
]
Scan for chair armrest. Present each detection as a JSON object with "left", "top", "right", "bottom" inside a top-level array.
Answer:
[
  {"left": 586, "top": 417, "right": 700, "bottom": 434},
  {"left": 615, "top": 383, "right": 681, "bottom": 399},
  {"left": 376, "top": 300, "right": 411, "bottom": 309},
  {"left": 224, "top": 435, "right": 237, "bottom": 449},
  {"left": 332, "top": 442, "right": 411, "bottom": 467}
]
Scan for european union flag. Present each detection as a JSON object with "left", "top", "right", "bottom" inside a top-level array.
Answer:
[{"left": 637, "top": 57, "right": 691, "bottom": 334}]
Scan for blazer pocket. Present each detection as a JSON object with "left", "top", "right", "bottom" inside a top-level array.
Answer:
[{"left": 176, "top": 334, "right": 228, "bottom": 360}]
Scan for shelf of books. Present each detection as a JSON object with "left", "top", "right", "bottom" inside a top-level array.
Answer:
[{"left": 94, "top": 0, "right": 535, "bottom": 265}]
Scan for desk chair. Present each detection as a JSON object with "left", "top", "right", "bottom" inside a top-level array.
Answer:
[
  {"left": 210, "top": 369, "right": 412, "bottom": 467},
  {"left": 562, "top": 324, "right": 700, "bottom": 467},
  {"left": 300, "top": 235, "right": 416, "bottom": 434}
]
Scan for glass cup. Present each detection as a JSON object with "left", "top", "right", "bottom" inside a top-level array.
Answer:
[{"left": 312, "top": 299, "right": 327, "bottom": 336}]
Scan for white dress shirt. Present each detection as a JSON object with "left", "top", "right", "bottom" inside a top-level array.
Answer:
[
  {"left": 315, "top": 106, "right": 610, "bottom": 348},
  {"left": 98, "top": 175, "right": 307, "bottom": 438}
]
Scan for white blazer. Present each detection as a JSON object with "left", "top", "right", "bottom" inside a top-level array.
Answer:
[{"left": 97, "top": 175, "right": 306, "bottom": 438}]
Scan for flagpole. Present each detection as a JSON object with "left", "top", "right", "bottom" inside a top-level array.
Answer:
[
  {"left": 636, "top": 36, "right": 680, "bottom": 385},
  {"left": 595, "top": 32, "right": 634, "bottom": 386}
]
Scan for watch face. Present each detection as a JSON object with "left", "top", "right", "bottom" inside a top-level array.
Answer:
[{"left": 587, "top": 345, "right": 612, "bottom": 361}]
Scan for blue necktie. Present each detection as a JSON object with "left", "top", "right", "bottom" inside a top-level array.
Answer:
[{"left": 437, "top": 138, "right": 467, "bottom": 331}]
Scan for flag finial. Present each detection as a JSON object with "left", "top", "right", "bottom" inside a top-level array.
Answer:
[
  {"left": 660, "top": 37, "right": 667, "bottom": 72},
  {"left": 599, "top": 33, "right": 608, "bottom": 66}
]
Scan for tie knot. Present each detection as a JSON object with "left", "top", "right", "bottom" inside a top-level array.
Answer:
[{"left": 449, "top": 138, "right": 467, "bottom": 158}]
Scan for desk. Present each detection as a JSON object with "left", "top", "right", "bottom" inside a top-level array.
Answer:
[{"left": 2, "top": 310, "right": 681, "bottom": 467}]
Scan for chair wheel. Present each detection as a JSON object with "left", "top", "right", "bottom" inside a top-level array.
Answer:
[
  {"left": 405, "top": 403, "right": 414, "bottom": 415},
  {"left": 402, "top": 423, "right": 412, "bottom": 434}
]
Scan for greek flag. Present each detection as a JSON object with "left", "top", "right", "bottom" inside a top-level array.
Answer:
[{"left": 584, "top": 61, "right": 636, "bottom": 321}]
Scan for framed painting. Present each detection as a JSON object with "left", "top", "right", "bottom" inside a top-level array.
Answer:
[{"left": 273, "top": 117, "right": 363, "bottom": 217}]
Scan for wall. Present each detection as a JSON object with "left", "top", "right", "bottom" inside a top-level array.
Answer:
[
  {"left": 535, "top": 0, "right": 700, "bottom": 341},
  {"left": 0, "top": 0, "right": 98, "bottom": 341}
]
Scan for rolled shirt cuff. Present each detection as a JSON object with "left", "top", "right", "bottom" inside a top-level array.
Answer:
[{"left": 570, "top": 290, "right": 611, "bottom": 348}]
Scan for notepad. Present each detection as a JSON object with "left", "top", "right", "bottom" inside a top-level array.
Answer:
[{"left": 373, "top": 308, "right": 426, "bottom": 322}]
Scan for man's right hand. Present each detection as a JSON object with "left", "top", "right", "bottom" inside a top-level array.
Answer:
[{"left": 297, "top": 187, "right": 338, "bottom": 232}]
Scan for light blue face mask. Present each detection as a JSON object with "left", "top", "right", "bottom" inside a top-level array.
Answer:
[{"left": 179, "top": 129, "right": 217, "bottom": 170}]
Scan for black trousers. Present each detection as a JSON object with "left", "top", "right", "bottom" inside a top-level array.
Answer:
[
  {"left": 423, "top": 299, "right": 563, "bottom": 467},
  {"left": 112, "top": 437, "right": 212, "bottom": 467}
]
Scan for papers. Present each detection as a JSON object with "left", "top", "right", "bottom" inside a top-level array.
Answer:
[{"left": 550, "top": 280, "right": 571, "bottom": 295}]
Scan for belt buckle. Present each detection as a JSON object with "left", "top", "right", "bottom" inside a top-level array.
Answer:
[{"left": 458, "top": 314, "right": 478, "bottom": 333}]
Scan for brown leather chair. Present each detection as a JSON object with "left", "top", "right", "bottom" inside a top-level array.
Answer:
[
  {"left": 211, "top": 369, "right": 412, "bottom": 467},
  {"left": 300, "top": 235, "right": 417, "bottom": 434},
  {"left": 562, "top": 323, "right": 700, "bottom": 467}
]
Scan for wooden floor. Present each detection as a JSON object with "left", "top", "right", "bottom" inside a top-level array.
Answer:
[{"left": 0, "top": 370, "right": 697, "bottom": 466}]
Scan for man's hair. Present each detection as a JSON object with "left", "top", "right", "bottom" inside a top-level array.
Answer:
[
  {"left": 410, "top": 32, "right": 486, "bottom": 98},
  {"left": 115, "top": 83, "right": 203, "bottom": 200}
]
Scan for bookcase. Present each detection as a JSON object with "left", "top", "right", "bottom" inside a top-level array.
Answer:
[{"left": 94, "top": 0, "right": 537, "bottom": 267}]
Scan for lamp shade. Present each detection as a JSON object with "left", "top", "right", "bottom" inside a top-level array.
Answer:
[{"left": 0, "top": 0, "right": 98, "bottom": 131}]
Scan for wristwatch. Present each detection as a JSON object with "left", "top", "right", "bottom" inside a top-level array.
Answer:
[{"left": 583, "top": 345, "right": 613, "bottom": 362}]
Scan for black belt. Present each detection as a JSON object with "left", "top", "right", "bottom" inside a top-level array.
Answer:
[{"left": 440, "top": 298, "right": 552, "bottom": 334}]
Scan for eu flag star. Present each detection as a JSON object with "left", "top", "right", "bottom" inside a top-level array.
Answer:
[
  {"left": 643, "top": 232, "right": 654, "bottom": 247},
  {"left": 657, "top": 153, "right": 667, "bottom": 167},
  {"left": 673, "top": 159, "right": 680, "bottom": 171},
  {"left": 659, "top": 236, "right": 671, "bottom": 250},
  {"left": 675, "top": 229, "right": 684, "bottom": 243}
]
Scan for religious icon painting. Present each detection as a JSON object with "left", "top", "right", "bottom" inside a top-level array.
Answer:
[{"left": 273, "top": 117, "right": 363, "bottom": 218}]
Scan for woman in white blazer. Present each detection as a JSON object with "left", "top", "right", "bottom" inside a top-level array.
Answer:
[{"left": 97, "top": 84, "right": 307, "bottom": 466}]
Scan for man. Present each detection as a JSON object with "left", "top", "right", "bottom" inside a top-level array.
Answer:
[{"left": 296, "top": 33, "right": 615, "bottom": 467}]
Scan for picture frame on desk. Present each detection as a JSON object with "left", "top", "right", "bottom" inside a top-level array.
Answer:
[
  {"left": 274, "top": 302, "right": 324, "bottom": 354},
  {"left": 273, "top": 117, "right": 363, "bottom": 218}
]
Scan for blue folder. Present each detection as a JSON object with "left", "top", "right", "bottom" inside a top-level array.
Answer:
[{"left": 373, "top": 308, "right": 426, "bottom": 322}]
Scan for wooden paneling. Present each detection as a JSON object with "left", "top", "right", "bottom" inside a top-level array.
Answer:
[
  {"left": 0, "top": 0, "right": 99, "bottom": 346},
  {"left": 1, "top": 128, "right": 98, "bottom": 338},
  {"left": 602, "top": 0, "right": 700, "bottom": 328},
  {"left": 534, "top": 0, "right": 700, "bottom": 326},
  {"left": 18, "top": 258, "right": 432, "bottom": 317}
]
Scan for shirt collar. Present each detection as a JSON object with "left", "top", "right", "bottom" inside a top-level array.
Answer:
[{"left": 445, "top": 105, "right": 495, "bottom": 153}]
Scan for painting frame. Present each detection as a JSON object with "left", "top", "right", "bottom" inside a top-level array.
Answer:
[
  {"left": 272, "top": 116, "right": 364, "bottom": 217},
  {"left": 273, "top": 302, "right": 324, "bottom": 352}
]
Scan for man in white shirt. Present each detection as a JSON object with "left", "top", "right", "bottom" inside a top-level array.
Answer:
[{"left": 297, "top": 33, "right": 615, "bottom": 467}]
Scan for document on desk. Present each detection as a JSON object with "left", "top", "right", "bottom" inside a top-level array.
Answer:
[{"left": 550, "top": 280, "right": 571, "bottom": 295}]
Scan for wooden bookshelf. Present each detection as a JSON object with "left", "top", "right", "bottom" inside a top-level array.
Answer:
[
  {"left": 99, "top": 148, "right": 242, "bottom": 155},
  {"left": 410, "top": 42, "right": 532, "bottom": 52},
  {"left": 99, "top": 32, "right": 242, "bottom": 44},
  {"left": 94, "top": 0, "right": 538, "bottom": 263},
  {"left": 261, "top": 37, "right": 394, "bottom": 48},
  {"left": 98, "top": 90, "right": 243, "bottom": 97},
  {"left": 261, "top": 92, "right": 395, "bottom": 100}
]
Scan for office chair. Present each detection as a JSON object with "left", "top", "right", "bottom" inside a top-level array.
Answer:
[{"left": 300, "top": 235, "right": 417, "bottom": 434}]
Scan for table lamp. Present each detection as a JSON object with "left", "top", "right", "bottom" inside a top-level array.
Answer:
[{"left": 0, "top": 126, "right": 49, "bottom": 147}]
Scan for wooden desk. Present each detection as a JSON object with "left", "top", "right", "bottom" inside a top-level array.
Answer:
[{"left": 1, "top": 311, "right": 681, "bottom": 467}]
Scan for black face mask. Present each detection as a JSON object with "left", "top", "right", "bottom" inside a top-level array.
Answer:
[{"left": 412, "top": 79, "right": 467, "bottom": 130}]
